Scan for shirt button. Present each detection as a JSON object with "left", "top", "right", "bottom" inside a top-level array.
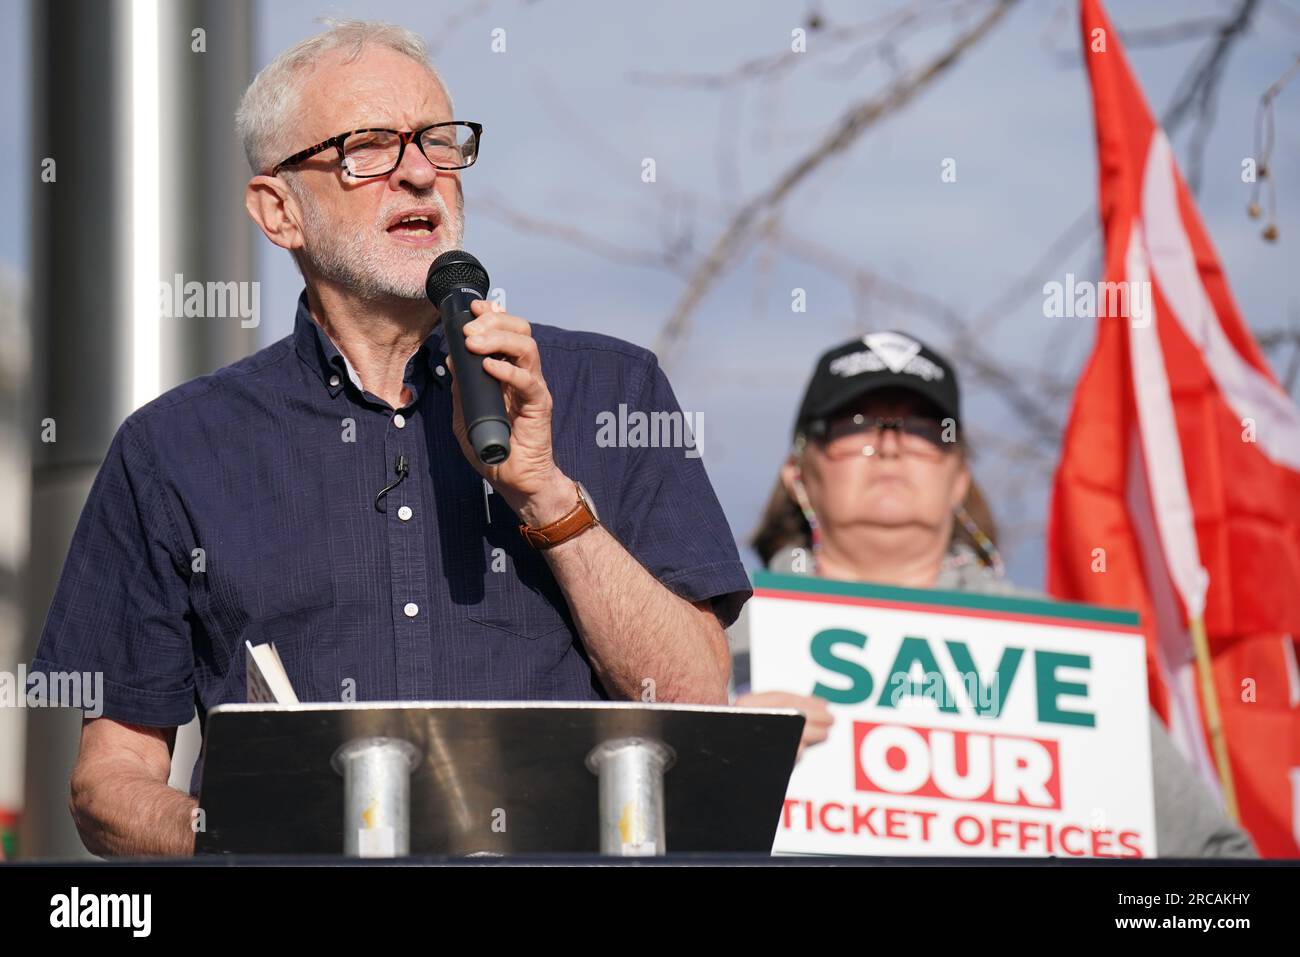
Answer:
[
  {"left": 403, "top": 602, "right": 419, "bottom": 618},
  {"left": 397, "top": 505, "right": 413, "bottom": 521},
  {"left": 393, "top": 413, "right": 406, "bottom": 429},
  {"left": 328, "top": 374, "right": 341, "bottom": 387},
  {"left": 435, "top": 365, "right": 446, "bottom": 377}
]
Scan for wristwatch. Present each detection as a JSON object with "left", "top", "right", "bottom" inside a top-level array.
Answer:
[{"left": 519, "top": 481, "right": 600, "bottom": 549}]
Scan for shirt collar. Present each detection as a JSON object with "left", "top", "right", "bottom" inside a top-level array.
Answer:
[{"left": 292, "top": 289, "right": 449, "bottom": 397}]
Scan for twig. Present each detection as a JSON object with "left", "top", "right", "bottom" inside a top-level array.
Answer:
[
  {"left": 650, "top": 0, "right": 1020, "bottom": 369},
  {"left": 626, "top": 1, "right": 947, "bottom": 90},
  {"left": 1162, "top": 0, "right": 1260, "bottom": 193}
]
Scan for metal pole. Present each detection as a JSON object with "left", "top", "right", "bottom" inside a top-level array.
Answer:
[
  {"left": 157, "top": 0, "right": 257, "bottom": 388},
  {"left": 20, "top": 0, "right": 254, "bottom": 858},
  {"left": 586, "top": 736, "right": 676, "bottom": 856},
  {"left": 332, "top": 737, "right": 421, "bottom": 858},
  {"left": 21, "top": 0, "right": 134, "bottom": 861}
]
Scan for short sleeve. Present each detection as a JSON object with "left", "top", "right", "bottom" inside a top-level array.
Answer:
[
  {"left": 610, "top": 356, "right": 752, "bottom": 627},
  {"left": 28, "top": 419, "right": 197, "bottom": 727}
]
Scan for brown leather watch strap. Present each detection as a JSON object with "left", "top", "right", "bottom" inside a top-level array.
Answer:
[{"left": 519, "top": 485, "right": 599, "bottom": 549}]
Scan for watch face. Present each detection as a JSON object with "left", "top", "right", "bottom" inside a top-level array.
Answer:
[{"left": 576, "top": 482, "right": 599, "bottom": 522}]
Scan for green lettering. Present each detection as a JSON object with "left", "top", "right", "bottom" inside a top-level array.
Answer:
[
  {"left": 1035, "top": 651, "right": 1095, "bottom": 726},
  {"left": 944, "top": 641, "right": 1023, "bottom": 718},
  {"left": 877, "top": 636, "right": 958, "bottom": 713},
  {"left": 810, "top": 629, "right": 873, "bottom": 704}
]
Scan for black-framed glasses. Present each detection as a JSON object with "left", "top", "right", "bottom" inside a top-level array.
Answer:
[
  {"left": 269, "top": 121, "right": 483, "bottom": 178},
  {"left": 809, "top": 414, "right": 956, "bottom": 460}
]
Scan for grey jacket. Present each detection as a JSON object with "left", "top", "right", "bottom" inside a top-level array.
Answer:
[{"left": 728, "top": 544, "right": 1257, "bottom": 858}]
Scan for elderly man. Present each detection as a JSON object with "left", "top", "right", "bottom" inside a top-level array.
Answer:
[{"left": 31, "top": 20, "right": 748, "bottom": 857}]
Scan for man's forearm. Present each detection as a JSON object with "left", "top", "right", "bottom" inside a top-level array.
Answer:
[
  {"left": 540, "top": 523, "right": 729, "bottom": 703},
  {"left": 70, "top": 766, "right": 197, "bottom": 857}
]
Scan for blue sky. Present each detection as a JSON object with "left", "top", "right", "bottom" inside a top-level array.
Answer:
[{"left": 3, "top": 0, "right": 1298, "bottom": 588}]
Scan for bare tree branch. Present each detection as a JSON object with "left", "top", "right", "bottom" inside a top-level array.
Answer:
[
  {"left": 650, "top": 0, "right": 1020, "bottom": 369},
  {"left": 465, "top": 0, "right": 1283, "bottom": 571},
  {"left": 763, "top": 223, "right": 1071, "bottom": 448},
  {"left": 474, "top": 190, "right": 683, "bottom": 271},
  {"left": 968, "top": 208, "right": 1098, "bottom": 338},
  {"left": 1120, "top": 16, "right": 1229, "bottom": 48},
  {"left": 626, "top": 1, "right": 959, "bottom": 90},
  {"left": 957, "top": 0, "right": 1264, "bottom": 353},
  {"left": 425, "top": 0, "right": 497, "bottom": 56},
  {"left": 1162, "top": 0, "right": 1260, "bottom": 192},
  {"left": 1258, "top": 316, "right": 1300, "bottom": 393}
]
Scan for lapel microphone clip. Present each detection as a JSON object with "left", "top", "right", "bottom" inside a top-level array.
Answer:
[{"left": 374, "top": 454, "right": 410, "bottom": 512}]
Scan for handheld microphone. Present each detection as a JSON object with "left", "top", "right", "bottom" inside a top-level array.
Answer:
[{"left": 425, "top": 250, "right": 511, "bottom": 466}]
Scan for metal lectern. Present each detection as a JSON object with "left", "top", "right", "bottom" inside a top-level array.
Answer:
[{"left": 194, "top": 702, "right": 803, "bottom": 857}]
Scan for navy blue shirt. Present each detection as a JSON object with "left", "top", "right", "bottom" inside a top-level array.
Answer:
[{"left": 31, "top": 290, "right": 750, "bottom": 793}]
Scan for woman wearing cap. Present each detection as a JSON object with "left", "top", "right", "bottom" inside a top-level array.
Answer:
[{"left": 730, "top": 332, "right": 1255, "bottom": 857}]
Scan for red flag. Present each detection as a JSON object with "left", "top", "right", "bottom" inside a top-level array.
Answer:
[{"left": 1048, "top": 0, "right": 1300, "bottom": 856}]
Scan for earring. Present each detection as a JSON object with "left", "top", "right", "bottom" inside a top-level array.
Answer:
[
  {"left": 953, "top": 504, "right": 1005, "bottom": 577},
  {"left": 791, "top": 474, "right": 822, "bottom": 564}
]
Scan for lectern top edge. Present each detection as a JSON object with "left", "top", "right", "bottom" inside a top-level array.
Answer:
[{"left": 208, "top": 700, "right": 804, "bottom": 718}]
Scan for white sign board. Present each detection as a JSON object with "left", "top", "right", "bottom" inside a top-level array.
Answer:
[{"left": 748, "top": 571, "right": 1155, "bottom": 858}]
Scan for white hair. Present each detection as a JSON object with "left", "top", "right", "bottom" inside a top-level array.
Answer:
[{"left": 235, "top": 19, "right": 454, "bottom": 174}]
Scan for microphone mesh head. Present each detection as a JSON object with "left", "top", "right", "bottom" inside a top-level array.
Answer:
[{"left": 425, "top": 250, "right": 490, "bottom": 303}]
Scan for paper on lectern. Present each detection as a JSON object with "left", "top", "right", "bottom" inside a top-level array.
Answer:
[{"left": 244, "top": 641, "right": 300, "bottom": 705}]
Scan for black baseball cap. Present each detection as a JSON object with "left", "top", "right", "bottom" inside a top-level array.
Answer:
[{"left": 793, "top": 331, "right": 961, "bottom": 436}]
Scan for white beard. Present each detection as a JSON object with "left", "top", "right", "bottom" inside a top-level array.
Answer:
[{"left": 294, "top": 184, "right": 465, "bottom": 301}]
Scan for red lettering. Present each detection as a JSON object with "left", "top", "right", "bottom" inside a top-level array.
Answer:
[
  {"left": 884, "top": 808, "right": 907, "bottom": 839},
  {"left": 1015, "top": 819, "right": 1035, "bottom": 852},
  {"left": 819, "top": 802, "right": 846, "bottom": 834},
  {"left": 782, "top": 799, "right": 800, "bottom": 830},
  {"left": 850, "top": 804, "right": 879, "bottom": 837},
  {"left": 1059, "top": 825, "right": 1086, "bottom": 856},
  {"left": 855, "top": 721, "right": 1061, "bottom": 809},
  {"left": 989, "top": 817, "right": 1016, "bottom": 849},
  {"left": 954, "top": 814, "right": 985, "bottom": 846},
  {"left": 1117, "top": 830, "right": 1145, "bottom": 859},
  {"left": 914, "top": 810, "right": 937, "bottom": 842},
  {"left": 1018, "top": 819, "right": 1057, "bottom": 854},
  {"left": 1090, "top": 827, "right": 1116, "bottom": 858}
]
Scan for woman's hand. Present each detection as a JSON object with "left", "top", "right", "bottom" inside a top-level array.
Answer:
[{"left": 736, "top": 690, "right": 834, "bottom": 761}]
